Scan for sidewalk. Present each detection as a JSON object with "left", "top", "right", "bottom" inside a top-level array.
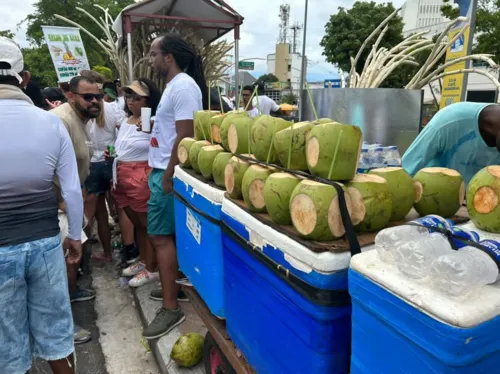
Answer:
[{"left": 131, "top": 283, "right": 207, "bottom": 374}]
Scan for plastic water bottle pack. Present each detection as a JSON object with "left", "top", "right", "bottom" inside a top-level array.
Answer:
[
  {"left": 375, "top": 216, "right": 500, "bottom": 297},
  {"left": 357, "top": 142, "right": 402, "bottom": 173}
]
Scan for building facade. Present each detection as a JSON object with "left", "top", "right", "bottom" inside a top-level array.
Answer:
[
  {"left": 401, "top": 0, "right": 449, "bottom": 37},
  {"left": 267, "top": 42, "right": 306, "bottom": 93}
]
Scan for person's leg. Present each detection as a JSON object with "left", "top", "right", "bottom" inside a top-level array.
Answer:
[
  {"left": 150, "top": 234, "right": 178, "bottom": 309},
  {"left": 27, "top": 235, "right": 75, "bottom": 373},
  {"left": 95, "top": 194, "right": 112, "bottom": 258},
  {"left": 119, "top": 207, "right": 135, "bottom": 247},
  {"left": 143, "top": 170, "right": 184, "bottom": 339},
  {"left": 0, "top": 242, "right": 31, "bottom": 374},
  {"left": 83, "top": 192, "right": 98, "bottom": 238},
  {"left": 137, "top": 211, "right": 157, "bottom": 273}
]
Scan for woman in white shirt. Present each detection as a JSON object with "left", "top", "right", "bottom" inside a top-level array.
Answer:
[{"left": 112, "top": 79, "right": 161, "bottom": 288}]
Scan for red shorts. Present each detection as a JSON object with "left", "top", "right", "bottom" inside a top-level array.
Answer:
[{"left": 112, "top": 161, "right": 151, "bottom": 213}]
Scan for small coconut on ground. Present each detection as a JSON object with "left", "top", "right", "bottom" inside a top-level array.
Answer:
[
  {"left": 250, "top": 115, "right": 292, "bottom": 163},
  {"left": 290, "top": 180, "right": 352, "bottom": 241},
  {"left": 194, "top": 110, "right": 220, "bottom": 141},
  {"left": 224, "top": 154, "right": 254, "bottom": 199},
  {"left": 212, "top": 152, "right": 233, "bottom": 188},
  {"left": 413, "top": 167, "right": 465, "bottom": 218},
  {"left": 264, "top": 172, "right": 301, "bottom": 225},
  {"left": 467, "top": 165, "right": 500, "bottom": 233},
  {"left": 369, "top": 167, "right": 416, "bottom": 221},
  {"left": 228, "top": 117, "right": 255, "bottom": 154},
  {"left": 188, "top": 140, "right": 211, "bottom": 173},
  {"left": 198, "top": 145, "right": 225, "bottom": 180},
  {"left": 347, "top": 174, "right": 392, "bottom": 232},
  {"left": 242, "top": 165, "right": 275, "bottom": 213},
  {"left": 306, "top": 122, "right": 362, "bottom": 181},
  {"left": 274, "top": 121, "right": 314, "bottom": 171},
  {"left": 177, "top": 137, "right": 197, "bottom": 168}
]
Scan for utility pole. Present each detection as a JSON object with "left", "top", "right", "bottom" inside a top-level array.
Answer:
[{"left": 298, "top": 0, "right": 309, "bottom": 121}]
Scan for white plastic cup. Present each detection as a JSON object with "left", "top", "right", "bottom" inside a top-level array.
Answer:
[{"left": 141, "top": 107, "right": 152, "bottom": 132}]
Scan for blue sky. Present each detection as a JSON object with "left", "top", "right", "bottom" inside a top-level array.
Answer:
[{"left": 3, "top": 0, "right": 406, "bottom": 83}]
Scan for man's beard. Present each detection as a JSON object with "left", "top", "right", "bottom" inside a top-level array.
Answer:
[
  {"left": 75, "top": 100, "right": 100, "bottom": 119},
  {"left": 155, "top": 63, "right": 169, "bottom": 79}
]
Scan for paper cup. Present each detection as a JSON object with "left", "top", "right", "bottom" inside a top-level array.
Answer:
[{"left": 141, "top": 107, "right": 152, "bottom": 132}]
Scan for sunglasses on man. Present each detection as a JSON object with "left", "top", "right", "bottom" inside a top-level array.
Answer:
[{"left": 71, "top": 92, "right": 104, "bottom": 103}]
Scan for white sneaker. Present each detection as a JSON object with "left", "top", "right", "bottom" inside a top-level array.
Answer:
[
  {"left": 122, "top": 262, "right": 145, "bottom": 277},
  {"left": 129, "top": 270, "right": 160, "bottom": 288}
]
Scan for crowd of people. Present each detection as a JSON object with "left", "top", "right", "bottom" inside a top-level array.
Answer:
[{"left": 0, "top": 32, "right": 247, "bottom": 374}]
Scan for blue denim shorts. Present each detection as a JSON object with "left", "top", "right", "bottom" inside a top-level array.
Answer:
[
  {"left": 0, "top": 235, "right": 74, "bottom": 373},
  {"left": 84, "top": 160, "right": 113, "bottom": 195},
  {"left": 147, "top": 168, "right": 175, "bottom": 236}
]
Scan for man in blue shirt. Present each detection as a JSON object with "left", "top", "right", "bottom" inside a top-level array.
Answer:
[{"left": 402, "top": 102, "right": 500, "bottom": 184}]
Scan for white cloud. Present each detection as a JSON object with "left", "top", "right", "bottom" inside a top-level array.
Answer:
[{"left": 1, "top": 0, "right": 406, "bottom": 80}]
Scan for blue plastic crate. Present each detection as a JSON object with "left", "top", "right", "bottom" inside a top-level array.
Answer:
[
  {"left": 173, "top": 166, "right": 225, "bottom": 318},
  {"left": 221, "top": 198, "right": 352, "bottom": 374},
  {"left": 349, "top": 249, "right": 500, "bottom": 374}
]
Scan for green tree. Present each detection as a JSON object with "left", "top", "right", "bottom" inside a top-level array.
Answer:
[
  {"left": 280, "top": 92, "right": 297, "bottom": 104},
  {"left": 0, "top": 30, "right": 15, "bottom": 39},
  {"left": 321, "top": 1, "right": 404, "bottom": 73},
  {"left": 441, "top": 0, "right": 500, "bottom": 63},
  {"left": 23, "top": 46, "right": 58, "bottom": 87},
  {"left": 257, "top": 73, "right": 279, "bottom": 82},
  {"left": 23, "top": 0, "right": 134, "bottom": 69}
]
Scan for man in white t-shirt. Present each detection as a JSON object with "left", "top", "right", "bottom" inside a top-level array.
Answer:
[
  {"left": 253, "top": 94, "right": 280, "bottom": 115},
  {"left": 143, "top": 33, "right": 205, "bottom": 339},
  {"left": 241, "top": 85, "right": 260, "bottom": 117}
]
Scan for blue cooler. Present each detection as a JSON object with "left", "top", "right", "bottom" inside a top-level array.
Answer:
[
  {"left": 173, "top": 166, "right": 226, "bottom": 318},
  {"left": 349, "top": 233, "right": 500, "bottom": 374},
  {"left": 221, "top": 197, "right": 353, "bottom": 374}
]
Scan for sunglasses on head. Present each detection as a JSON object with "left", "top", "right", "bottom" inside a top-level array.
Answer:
[
  {"left": 72, "top": 92, "right": 104, "bottom": 102},
  {"left": 125, "top": 93, "right": 147, "bottom": 101}
]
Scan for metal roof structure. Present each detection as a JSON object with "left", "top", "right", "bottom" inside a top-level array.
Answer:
[{"left": 113, "top": 0, "right": 244, "bottom": 97}]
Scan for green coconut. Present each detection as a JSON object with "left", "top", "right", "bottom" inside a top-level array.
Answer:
[
  {"left": 313, "top": 118, "right": 335, "bottom": 125},
  {"left": 306, "top": 122, "right": 363, "bottom": 181},
  {"left": 227, "top": 117, "right": 255, "bottom": 155},
  {"left": 198, "top": 145, "right": 225, "bottom": 180},
  {"left": 194, "top": 110, "right": 220, "bottom": 141},
  {"left": 274, "top": 121, "right": 314, "bottom": 171},
  {"left": 170, "top": 332, "right": 204, "bottom": 368},
  {"left": 263, "top": 173, "right": 301, "bottom": 225},
  {"left": 177, "top": 137, "right": 197, "bottom": 168},
  {"left": 188, "top": 140, "right": 211, "bottom": 173},
  {"left": 346, "top": 174, "right": 392, "bottom": 232},
  {"left": 413, "top": 167, "right": 465, "bottom": 218},
  {"left": 241, "top": 165, "right": 275, "bottom": 213},
  {"left": 210, "top": 113, "right": 229, "bottom": 144},
  {"left": 467, "top": 165, "right": 500, "bottom": 233},
  {"left": 289, "top": 180, "right": 352, "bottom": 241},
  {"left": 369, "top": 167, "right": 416, "bottom": 221},
  {"left": 249, "top": 115, "right": 292, "bottom": 163},
  {"left": 220, "top": 111, "right": 249, "bottom": 151},
  {"left": 212, "top": 152, "right": 233, "bottom": 188},
  {"left": 224, "top": 154, "right": 254, "bottom": 199}
]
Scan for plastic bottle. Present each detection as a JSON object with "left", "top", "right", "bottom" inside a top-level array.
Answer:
[
  {"left": 394, "top": 233, "right": 453, "bottom": 279},
  {"left": 371, "top": 147, "right": 385, "bottom": 168},
  {"left": 357, "top": 149, "right": 371, "bottom": 174},
  {"left": 430, "top": 240, "right": 500, "bottom": 297},
  {"left": 384, "top": 146, "right": 402, "bottom": 167},
  {"left": 375, "top": 215, "right": 451, "bottom": 264},
  {"left": 449, "top": 226, "right": 480, "bottom": 249}
]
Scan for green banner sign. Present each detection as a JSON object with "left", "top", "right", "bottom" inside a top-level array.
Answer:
[{"left": 239, "top": 61, "right": 255, "bottom": 70}]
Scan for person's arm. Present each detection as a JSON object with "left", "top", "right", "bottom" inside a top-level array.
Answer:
[
  {"left": 162, "top": 89, "right": 199, "bottom": 193},
  {"left": 269, "top": 98, "right": 281, "bottom": 114},
  {"left": 402, "top": 123, "right": 444, "bottom": 176},
  {"left": 54, "top": 119, "right": 84, "bottom": 263}
]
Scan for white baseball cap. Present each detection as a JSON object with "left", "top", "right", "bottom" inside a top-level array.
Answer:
[{"left": 0, "top": 37, "right": 24, "bottom": 83}]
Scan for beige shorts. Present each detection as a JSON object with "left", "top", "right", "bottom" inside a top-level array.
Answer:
[{"left": 58, "top": 210, "right": 88, "bottom": 244}]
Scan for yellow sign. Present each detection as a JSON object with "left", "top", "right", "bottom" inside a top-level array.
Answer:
[{"left": 440, "top": 27, "right": 470, "bottom": 109}]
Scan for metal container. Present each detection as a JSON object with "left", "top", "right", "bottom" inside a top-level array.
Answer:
[{"left": 300, "top": 88, "right": 423, "bottom": 154}]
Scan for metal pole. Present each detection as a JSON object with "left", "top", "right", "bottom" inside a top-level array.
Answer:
[
  {"left": 460, "top": 0, "right": 478, "bottom": 102},
  {"left": 298, "top": 0, "right": 308, "bottom": 121},
  {"left": 127, "top": 32, "right": 133, "bottom": 83},
  {"left": 234, "top": 25, "right": 240, "bottom": 109}
]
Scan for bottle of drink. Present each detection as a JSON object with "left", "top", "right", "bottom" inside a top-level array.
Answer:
[
  {"left": 371, "top": 147, "right": 385, "bottom": 168},
  {"left": 394, "top": 233, "right": 453, "bottom": 279},
  {"left": 357, "top": 149, "right": 371, "bottom": 174},
  {"left": 430, "top": 240, "right": 500, "bottom": 297},
  {"left": 449, "top": 226, "right": 480, "bottom": 249},
  {"left": 375, "top": 215, "right": 451, "bottom": 264},
  {"left": 384, "top": 146, "right": 401, "bottom": 167}
]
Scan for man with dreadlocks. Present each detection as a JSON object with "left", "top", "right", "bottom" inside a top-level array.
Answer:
[{"left": 142, "top": 33, "right": 207, "bottom": 339}]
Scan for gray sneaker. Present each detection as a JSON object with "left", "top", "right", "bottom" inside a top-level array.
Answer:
[
  {"left": 143, "top": 307, "right": 185, "bottom": 339},
  {"left": 74, "top": 324, "right": 92, "bottom": 344}
]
